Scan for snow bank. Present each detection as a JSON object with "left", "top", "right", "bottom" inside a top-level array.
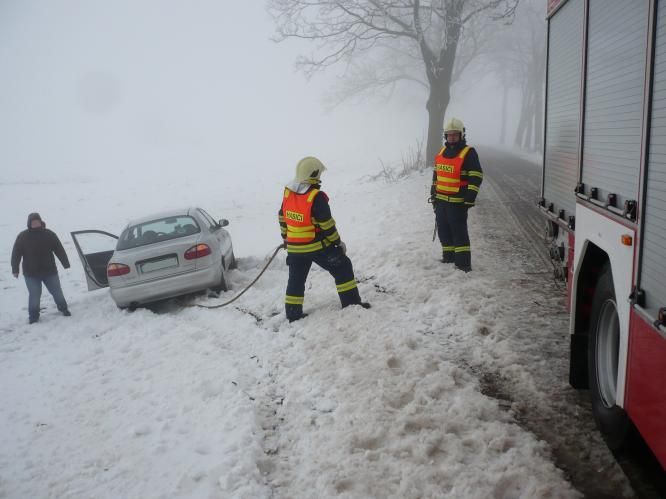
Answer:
[{"left": 0, "top": 168, "right": 579, "bottom": 498}]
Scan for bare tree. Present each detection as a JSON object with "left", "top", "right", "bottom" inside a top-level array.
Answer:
[
  {"left": 324, "top": 14, "right": 493, "bottom": 108},
  {"left": 269, "top": 0, "right": 519, "bottom": 162},
  {"left": 467, "top": 0, "right": 545, "bottom": 151},
  {"left": 516, "top": 13, "right": 545, "bottom": 152}
]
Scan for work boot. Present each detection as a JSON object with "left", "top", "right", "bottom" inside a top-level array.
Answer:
[
  {"left": 288, "top": 313, "right": 308, "bottom": 323},
  {"left": 29, "top": 317, "right": 39, "bottom": 324},
  {"left": 456, "top": 265, "right": 472, "bottom": 273},
  {"left": 62, "top": 310, "right": 71, "bottom": 317},
  {"left": 441, "top": 252, "right": 454, "bottom": 263},
  {"left": 344, "top": 301, "right": 371, "bottom": 309},
  {"left": 286, "top": 303, "right": 306, "bottom": 323}
]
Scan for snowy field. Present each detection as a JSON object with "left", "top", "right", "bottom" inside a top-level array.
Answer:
[{"left": 1, "top": 165, "right": 598, "bottom": 498}]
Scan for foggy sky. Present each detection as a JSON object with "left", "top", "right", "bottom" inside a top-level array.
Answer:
[
  {"left": 0, "top": 1, "right": 429, "bottom": 185},
  {"left": 0, "top": 1, "right": 519, "bottom": 186}
]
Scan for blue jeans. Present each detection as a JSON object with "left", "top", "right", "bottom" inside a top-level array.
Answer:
[{"left": 25, "top": 274, "right": 68, "bottom": 321}]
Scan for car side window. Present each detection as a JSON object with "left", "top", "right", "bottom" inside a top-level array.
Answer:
[{"left": 198, "top": 209, "right": 217, "bottom": 229}]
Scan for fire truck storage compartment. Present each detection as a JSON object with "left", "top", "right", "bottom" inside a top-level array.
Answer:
[
  {"left": 641, "top": 3, "right": 666, "bottom": 318},
  {"left": 581, "top": 0, "right": 649, "bottom": 210},
  {"left": 543, "top": 0, "right": 584, "bottom": 221}
]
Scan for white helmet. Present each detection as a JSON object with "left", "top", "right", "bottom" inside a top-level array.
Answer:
[
  {"left": 444, "top": 117, "right": 465, "bottom": 134},
  {"left": 294, "top": 156, "right": 326, "bottom": 184}
]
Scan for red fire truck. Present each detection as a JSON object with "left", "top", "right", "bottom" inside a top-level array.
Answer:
[{"left": 541, "top": 0, "right": 666, "bottom": 468}]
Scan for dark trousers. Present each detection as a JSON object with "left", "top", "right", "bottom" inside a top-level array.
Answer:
[
  {"left": 24, "top": 273, "right": 68, "bottom": 321},
  {"left": 434, "top": 202, "right": 471, "bottom": 270},
  {"left": 285, "top": 245, "right": 361, "bottom": 320}
]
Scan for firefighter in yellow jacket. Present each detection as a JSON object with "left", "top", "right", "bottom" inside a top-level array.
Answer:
[
  {"left": 430, "top": 118, "right": 483, "bottom": 272},
  {"left": 279, "top": 157, "right": 370, "bottom": 322}
]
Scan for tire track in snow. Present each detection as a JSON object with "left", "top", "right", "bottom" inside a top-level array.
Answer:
[
  {"left": 241, "top": 173, "right": 582, "bottom": 498},
  {"left": 466, "top": 164, "right": 636, "bottom": 498}
]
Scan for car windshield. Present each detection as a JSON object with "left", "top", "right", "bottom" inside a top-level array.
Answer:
[{"left": 116, "top": 215, "right": 200, "bottom": 250}]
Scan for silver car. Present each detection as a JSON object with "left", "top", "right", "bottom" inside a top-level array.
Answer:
[{"left": 71, "top": 207, "right": 236, "bottom": 309}]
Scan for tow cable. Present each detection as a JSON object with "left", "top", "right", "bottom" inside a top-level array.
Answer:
[{"left": 191, "top": 244, "right": 284, "bottom": 310}]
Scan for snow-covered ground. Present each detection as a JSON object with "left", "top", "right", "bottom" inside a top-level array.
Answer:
[{"left": 0, "top": 166, "right": 628, "bottom": 498}]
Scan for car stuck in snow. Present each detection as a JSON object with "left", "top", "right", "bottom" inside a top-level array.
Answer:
[{"left": 71, "top": 207, "right": 236, "bottom": 309}]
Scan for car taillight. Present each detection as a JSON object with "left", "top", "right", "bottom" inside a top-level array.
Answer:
[
  {"left": 184, "top": 244, "right": 211, "bottom": 260},
  {"left": 107, "top": 263, "right": 130, "bottom": 277}
]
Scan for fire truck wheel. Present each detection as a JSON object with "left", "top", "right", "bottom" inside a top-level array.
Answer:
[{"left": 587, "top": 263, "right": 633, "bottom": 450}]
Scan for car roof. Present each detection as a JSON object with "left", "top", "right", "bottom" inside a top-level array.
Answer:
[{"left": 125, "top": 207, "right": 200, "bottom": 227}]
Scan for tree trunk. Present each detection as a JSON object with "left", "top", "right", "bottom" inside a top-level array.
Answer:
[
  {"left": 526, "top": 61, "right": 545, "bottom": 152},
  {"left": 514, "top": 87, "right": 528, "bottom": 149},
  {"left": 500, "top": 80, "right": 509, "bottom": 145},
  {"left": 524, "top": 99, "right": 534, "bottom": 150},
  {"left": 533, "top": 54, "right": 546, "bottom": 154},
  {"left": 421, "top": 2, "right": 462, "bottom": 165},
  {"left": 425, "top": 81, "right": 450, "bottom": 164},
  {"left": 533, "top": 85, "right": 543, "bottom": 153}
]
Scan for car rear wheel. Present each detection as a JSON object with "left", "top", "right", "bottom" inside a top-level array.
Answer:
[
  {"left": 587, "top": 263, "right": 633, "bottom": 450},
  {"left": 212, "top": 260, "right": 228, "bottom": 293}
]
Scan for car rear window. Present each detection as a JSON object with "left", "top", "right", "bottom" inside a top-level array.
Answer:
[{"left": 116, "top": 216, "right": 200, "bottom": 250}]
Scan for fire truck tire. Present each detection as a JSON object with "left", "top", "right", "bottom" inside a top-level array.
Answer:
[{"left": 587, "top": 263, "right": 633, "bottom": 450}]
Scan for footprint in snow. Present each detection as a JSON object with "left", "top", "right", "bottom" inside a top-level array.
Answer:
[{"left": 386, "top": 356, "right": 401, "bottom": 369}]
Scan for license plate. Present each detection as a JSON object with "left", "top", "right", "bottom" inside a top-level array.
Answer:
[{"left": 139, "top": 256, "right": 178, "bottom": 273}]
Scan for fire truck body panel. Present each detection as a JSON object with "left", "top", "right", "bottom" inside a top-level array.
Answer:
[
  {"left": 543, "top": 0, "right": 583, "bottom": 222},
  {"left": 581, "top": 0, "right": 648, "bottom": 211},
  {"left": 626, "top": 309, "right": 666, "bottom": 468},
  {"left": 642, "top": 6, "right": 666, "bottom": 318},
  {"left": 543, "top": 0, "right": 666, "bottom": 468},
  {"left": 572, "top": 203, "right": 637, "bottom": 408}
]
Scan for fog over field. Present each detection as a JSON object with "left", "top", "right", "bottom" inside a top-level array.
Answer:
[{"left": 0, "top": 1, "right": 528, "bottom": 189}]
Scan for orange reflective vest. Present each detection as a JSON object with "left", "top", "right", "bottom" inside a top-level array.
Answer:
[
  {"left": 282, "top": 188, "right": 321, "bottom": 246},
  {"left": 433, "top": 146, "right": 470, "bottom": 201}
]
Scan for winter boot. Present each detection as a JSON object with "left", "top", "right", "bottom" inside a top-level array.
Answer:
[{"left": 288, "top": 313, "right": 308, "bottom": 323}]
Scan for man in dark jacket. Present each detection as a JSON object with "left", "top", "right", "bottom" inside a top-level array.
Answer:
[
  {"left": 11, "top": 213, "right": 71, "bottom": 324},
  {"left": 430, "top": 118, "right": 483, "bottom": 272}
]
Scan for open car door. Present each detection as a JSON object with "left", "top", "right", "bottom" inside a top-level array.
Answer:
[{"left": 70, "top": 230, "right": 118, "bottom": 291}]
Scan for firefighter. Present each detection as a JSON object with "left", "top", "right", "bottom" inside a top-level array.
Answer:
[
  {"left": 278, "top": 156, "right": 370, "bottom": 322},
  {"left": 430, "top": 118, "right": 483, "bottom": 272}
]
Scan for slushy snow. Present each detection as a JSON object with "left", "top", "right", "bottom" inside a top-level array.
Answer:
[{"left": 0, "top": 166, "right": 583, "bottom": 498}]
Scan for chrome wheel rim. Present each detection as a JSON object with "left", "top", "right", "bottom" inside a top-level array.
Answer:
[{"left": 596, "top": 298, "right": 620, "bottom": 408}]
